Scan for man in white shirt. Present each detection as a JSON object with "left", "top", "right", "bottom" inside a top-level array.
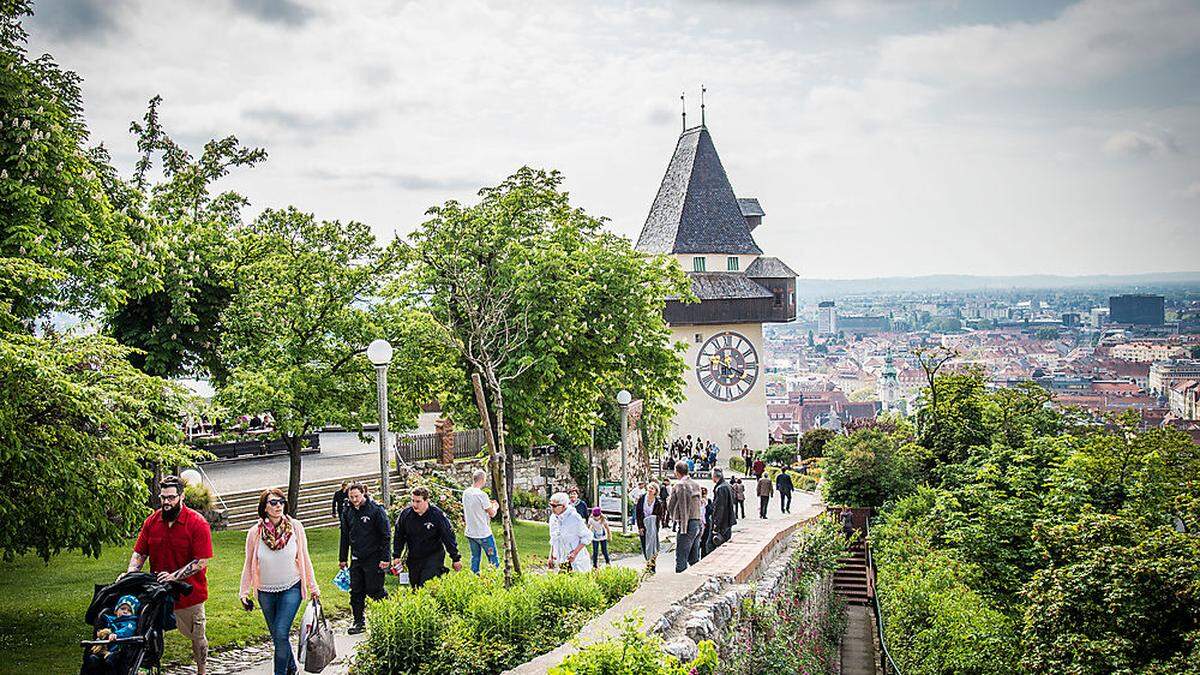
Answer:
[{"left": 461, "top": 469, "right": 500, "bottom": 573}]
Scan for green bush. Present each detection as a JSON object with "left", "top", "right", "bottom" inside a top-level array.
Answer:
[
  {"left": 549, "top": 612, "right": 718, "bottom": 675},
  {"left": 511, "top": 487, "right": 549, "bottom": 509},
  {"left": 798, "top": 428, "right": 836, "bottom": 459},
  {"left": 820, "top": 429, "right": 918, "bottom": 508},
  {"left": 761, "top": 443, "right": 797, "bottom": 465},
  {"left": 729, "top": 455, "right": 747, "bottom": 475},
  {"left": 183, "top": 482, "right": 215, "bottom": 511},
  {"left": 592, "top": 566, "right": 639, "bottom": 604},
  {"left": 357, "top": 568, "right": 641, "bottom": 674},
  {"left": 391, "top": 470, "right": 465, "bottom": 524}
]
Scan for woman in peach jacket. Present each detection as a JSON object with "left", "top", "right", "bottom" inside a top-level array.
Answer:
[{"left": 239, "top": 488, "right": 320, "bottom": 675}]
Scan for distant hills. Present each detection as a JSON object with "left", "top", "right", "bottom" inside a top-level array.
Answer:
[{"left": 795, "top": 272, "right": 1200, "bottom": 298}]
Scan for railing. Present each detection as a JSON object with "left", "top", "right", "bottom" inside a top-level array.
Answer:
[
  {"left": 863, "top": 515, "right": 903, "bottom": 675},
  {"left": 194, "top": 433, "right": 320, "bottom": 460},
  {"left": 395, "top": 428, "right": 489, "bottom": 462}
]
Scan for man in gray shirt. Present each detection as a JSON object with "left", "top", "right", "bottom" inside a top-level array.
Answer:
[
  {"left": 461, "top": 469, "right": 500, "bottom": 573},
  {"left": 666, "top": 461, "right": 704, "bottom": 573}
]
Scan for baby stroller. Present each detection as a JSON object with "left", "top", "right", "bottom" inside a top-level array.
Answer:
[{"left": 79, "top": 572, "right": 191, "bottom": 674}]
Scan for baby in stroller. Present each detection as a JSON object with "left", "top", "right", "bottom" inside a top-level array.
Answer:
[
  {"left": 80, "top": 572, "right": 190, "bottom": 675},
  {"left": 85, "top": 595, "right": 141, "bottom": 671}
]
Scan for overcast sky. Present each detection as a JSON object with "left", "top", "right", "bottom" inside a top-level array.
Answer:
[{"left": 26, "top": 0, "right": 1200, "bottom": 279}]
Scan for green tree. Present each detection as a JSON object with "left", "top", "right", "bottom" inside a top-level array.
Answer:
[
  {"left": 397, "top": 167, "right": 689, "bottom": 582},
  {"left": 0, "top": 332, "right": 199, "bottom": 560},
  {"left": 0, "top": 1, "right": 140, "bottom": 328},
  {"left": 105, "top": 96, "right": 266, "bottom": 380},
  {"left": 1191, "top": 345, "right": 1200, "bottom": 359},
  {"left": 217, "top": 207, "right": 448, "bottom": 512},
  {"left": 797, "top": 428, "right": 836, "bottom": 459},
  {"left": 821, "top": 428, "right": 919, "bottom": 508}
]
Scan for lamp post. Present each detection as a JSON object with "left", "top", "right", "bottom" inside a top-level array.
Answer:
[
  {"left": 366, "top": 339, "right": 393, "bottom": 507},
  {"left": 616, "top": 389, "right": 632, "bottom": 535}
]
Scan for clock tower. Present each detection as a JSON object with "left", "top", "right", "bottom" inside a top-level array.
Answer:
[{"left": 636, "top": 123, "right": 796, "bottom": 459}]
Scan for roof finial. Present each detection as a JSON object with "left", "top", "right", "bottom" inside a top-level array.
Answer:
[
  {"left": 700, "top": 85, "right": 706, "bottom": 127},
  {"left": 681, "top": 91, "right": 687, "bottom": 132}
]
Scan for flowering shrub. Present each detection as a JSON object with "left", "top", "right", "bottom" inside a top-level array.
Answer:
[
  {"left": 549, "top": 612, "right": 718, "bottom": 675},
  {"left": 719, "top": 516, "right": 847, "bottom": 674},
  {"left": 356, "top": 567, "right": 641, "bottom": 674}
]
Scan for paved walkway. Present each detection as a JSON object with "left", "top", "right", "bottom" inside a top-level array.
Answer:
[{"left": 841, "top": 604, "right": 877, "bottom": 675}]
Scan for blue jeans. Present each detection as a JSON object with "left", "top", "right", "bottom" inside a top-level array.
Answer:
[
  {"left": 675, "top": 519, "right": 702, "bottom": 572},
  {"left": 258, "top": 582, "right": 302, "bottom": 675},
  {"left": 468, "top": 535, "right": 500, "bottom": 573}
]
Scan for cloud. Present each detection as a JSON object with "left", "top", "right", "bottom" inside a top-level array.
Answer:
[
  {"left": 1185, "top": 182, "right": 1200, "bottom": 198},
  {"left": 1102, "top": 130, "right": 1179, "bottom": 158},
  {"left": 301, "top": 168, "right": 480, "bottom": 192},
  {"left": 880, "top": 0, "right": 1200, "bottom": 88},
  {"left": 30, "top": 0, "right": 124, "bottom": 42},
  {"left": 241, "top": 105, "right": 377, "bottom": 132},
  {"left": 229, "top": 0, "right": 314, "bottom": 27}
]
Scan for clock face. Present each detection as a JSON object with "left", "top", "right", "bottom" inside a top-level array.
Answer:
[{"left": 695, "top": 331, "right": 759, "bottom": 402}]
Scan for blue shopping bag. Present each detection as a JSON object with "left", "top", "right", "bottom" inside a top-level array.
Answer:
[{"left": 332, "top": 567, "right": 351, "bottom": 592}]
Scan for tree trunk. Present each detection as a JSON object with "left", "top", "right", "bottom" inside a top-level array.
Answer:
[
  {"left": 472, "top": 372, "right": 521, "bottom": 586},
  {"left": 286, "top": 435, "right": 302, "bottom": 517}
]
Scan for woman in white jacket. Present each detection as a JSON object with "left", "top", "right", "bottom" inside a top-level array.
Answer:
[{"left": 547, "top": 492, "right": 593, "bottom": 572}]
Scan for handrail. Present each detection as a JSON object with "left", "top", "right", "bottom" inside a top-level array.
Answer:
[{"left": 863, "top": 515, "right": 902, "bottom": 675}]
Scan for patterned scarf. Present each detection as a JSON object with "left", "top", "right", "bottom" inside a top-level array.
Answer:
[{"left": 260, "top": 516, "right": 293, "bottom": 551}]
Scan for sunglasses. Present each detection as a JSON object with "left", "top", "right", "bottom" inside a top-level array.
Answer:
[
  {"left": 159, "top": 493, "right": 180, "bottom": 501},
  {"left": 267, "top": 498, "right": 287, "bottom": 506}
]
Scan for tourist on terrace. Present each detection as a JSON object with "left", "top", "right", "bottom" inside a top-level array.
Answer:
[
  {"left": 699, "top": 486, "right": 713, "bottom": 558},
  {"left": 392, "top": 486, "right": 463, "bottom": 588},
  {"left": 776, "top": 468, "right": 794, "bottom": 514},
  {"left": 547, "top": 492, "right": 593, "bottom": 572},
  {"left": 461, "top": 470, "right": 500, "bottom": 573},
  {"left": 635, "top": 482, "right": 664, "bottom": 567},
  {"left": 752, "top": 456, "right": 766, "bottom": 479},
  {"left": 757, "top": 473, "right": 773, "bottom": 519},
  {"left": 666, "top": 461, "right": 703, "bottom": 573},
  {"left": 239, "top": 488, "right": 319, "bottom": 675},
  {"left": 731, "top": 477, "right": 746, "bottom": 519},
  {"left": 331, "top": 480, "right": 349, "bottom": 519},
  {"left": 660, "top": 478, "right": 672, "bottom": 530},
  {"left": 338, "top": 482, "right": 390, "bottom": 634},
  {"left": 710, "top": 468, "right": 735, "bottom": 553},
  {"left": 568, "top": 486, "right": 590, "bottom": 521},
  {"left": 588, "top": 507, "right": 612, "bottom": 566}
]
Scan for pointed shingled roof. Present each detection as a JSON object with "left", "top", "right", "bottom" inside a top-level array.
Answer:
[{"left": 636, "top": 126, "right": 763, "bottom": 255}]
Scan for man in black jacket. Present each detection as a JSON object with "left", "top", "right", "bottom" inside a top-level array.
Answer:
[
  {"left": 709, "top": 468, "right": 735, "bottom": 553},
  {"left": 339, "top": 483, "right": 390, "bottom": 634},
  {"left": 332, "top": 481, "right": 349, "bottom": 518},
  {"left": 776, "top": 469, "right": 795, "bottom": 514},
  {"left": 391, "top": 486, "right": 463, "bottom": 588}
]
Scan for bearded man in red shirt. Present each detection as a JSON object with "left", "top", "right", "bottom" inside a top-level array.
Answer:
[{"left": 126, "top": 475, "right": 214, "bottom": 674}]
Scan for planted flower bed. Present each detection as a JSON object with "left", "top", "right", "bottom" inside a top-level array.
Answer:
[
  {"left": 718, "top": 515, "right": 847, "bottom": 674},
  {"left": 355, "top": 566, "right": 641, "bottom": 674},
  {"left": 550, "top": 612, "right": 718, "bottom": 675}
]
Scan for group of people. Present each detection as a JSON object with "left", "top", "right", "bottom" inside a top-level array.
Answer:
[{"left": 662, "top": 435, "right": 720, "bottom": 474}]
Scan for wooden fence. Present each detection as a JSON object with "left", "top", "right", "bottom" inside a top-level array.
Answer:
[{"left": 395, "top": 428, "right": 488, "bottom": 462}]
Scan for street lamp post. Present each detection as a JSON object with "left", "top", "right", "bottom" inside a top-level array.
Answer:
[
  {"left": 367, "top": 339, "right": 393, "bottom": 507},
  {"left": 616, "top": 389, "right": 632, "bottom": 535}
]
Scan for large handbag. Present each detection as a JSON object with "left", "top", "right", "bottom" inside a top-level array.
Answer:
[{"left": 302, "top": 598, "right": 336, "bottom": 672}]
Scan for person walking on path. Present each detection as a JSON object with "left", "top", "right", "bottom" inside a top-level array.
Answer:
[
  {"left": 660, "top": 478, "right": 672, "bottom": 530},
  {"left": 548, "top": 492, "right": 593, "bottom": 572},
  {"left": 239, "top": 488, "right": 320, "bottom": 675},
  {"left": 331, "top": 481, "right": 349, "bottom": 520},
  {"left": 775, "top": 469, "right": 794, "bottom": 514},
  {"left": 709, "top": 468, "right": 735, "bottom": 553},
  {"left": 698, "top": 487, "right": 713, "bottom": 559},
  {"left": 666, "top": 461, "right": 703, "bottom": 573},
  {"left": 461, "top": 470, "right": 500, "bottom": 573},
  {"left": 392, "top": 486, "right": 463, "bottom": 588},
  {"left": 628, "top": 481, "right": 646, "bottom": 526},
  {"left": 338, "top": 483, "right": 390, "bottom": 635},
  {"left": 752, "top": 457, "right": 766, "bottom": 479},
  {"left": 731, "top": 477, "right": 746, "bottom": 519},
  {"left": 757, "top": 473, "right": 773, "bottom": 519},
  {"left": 588, "top": 507, "right": 612, "bottom": 566},
  {"left": 635, "top": 482, "right": 665, "bottom": 569},
  {"left": 126, "top": 475, "right": 213, "bottom": 674},
  {"left": 568, "top": 486, "right": 591, "bottom": 521}
]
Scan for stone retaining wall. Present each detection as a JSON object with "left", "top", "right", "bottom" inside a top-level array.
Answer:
[{"left": 409, "top": 455, "right": 578, "bottom": 496}]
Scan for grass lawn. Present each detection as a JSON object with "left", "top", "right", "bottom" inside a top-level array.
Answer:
[{"left": 0, "top": 520, "right": 639, "bottom": 672}]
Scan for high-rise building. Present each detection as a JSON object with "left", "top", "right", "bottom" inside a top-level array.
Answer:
[
  {"left": 636, "top": 122, "right": 796, "bottom": 456},
  {"left": 1109, "top": 294, "right": 1165, "bottom": 326},
  {"left": 818, "top": 301, "right": 837, "bottom": 335}
]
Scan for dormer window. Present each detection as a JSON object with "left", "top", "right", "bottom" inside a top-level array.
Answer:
[
  {"left": 693, "top": 256, "right": 706, "bottom": 272},
  {"left": 727, "top": 256, "right": 739, "bottom": 271}
]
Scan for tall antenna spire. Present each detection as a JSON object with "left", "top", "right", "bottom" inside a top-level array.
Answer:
[
  {"left": 681, "top": 91, "right": 687, "bottom": 132},
  {"left": 700, "top": 85, "right": 706, "bottom": 127}
]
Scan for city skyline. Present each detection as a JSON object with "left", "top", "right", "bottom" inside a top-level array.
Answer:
[{"left": 28, "top": 0, "right": 1200, "bottom": 278}]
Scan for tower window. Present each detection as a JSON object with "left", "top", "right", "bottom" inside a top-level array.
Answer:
[
  {"left": 693, "top": 256, "right": 706, "bottom": 272},
  {"left": 727, "top": 256, "right": 739, "bottom": 271}
]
